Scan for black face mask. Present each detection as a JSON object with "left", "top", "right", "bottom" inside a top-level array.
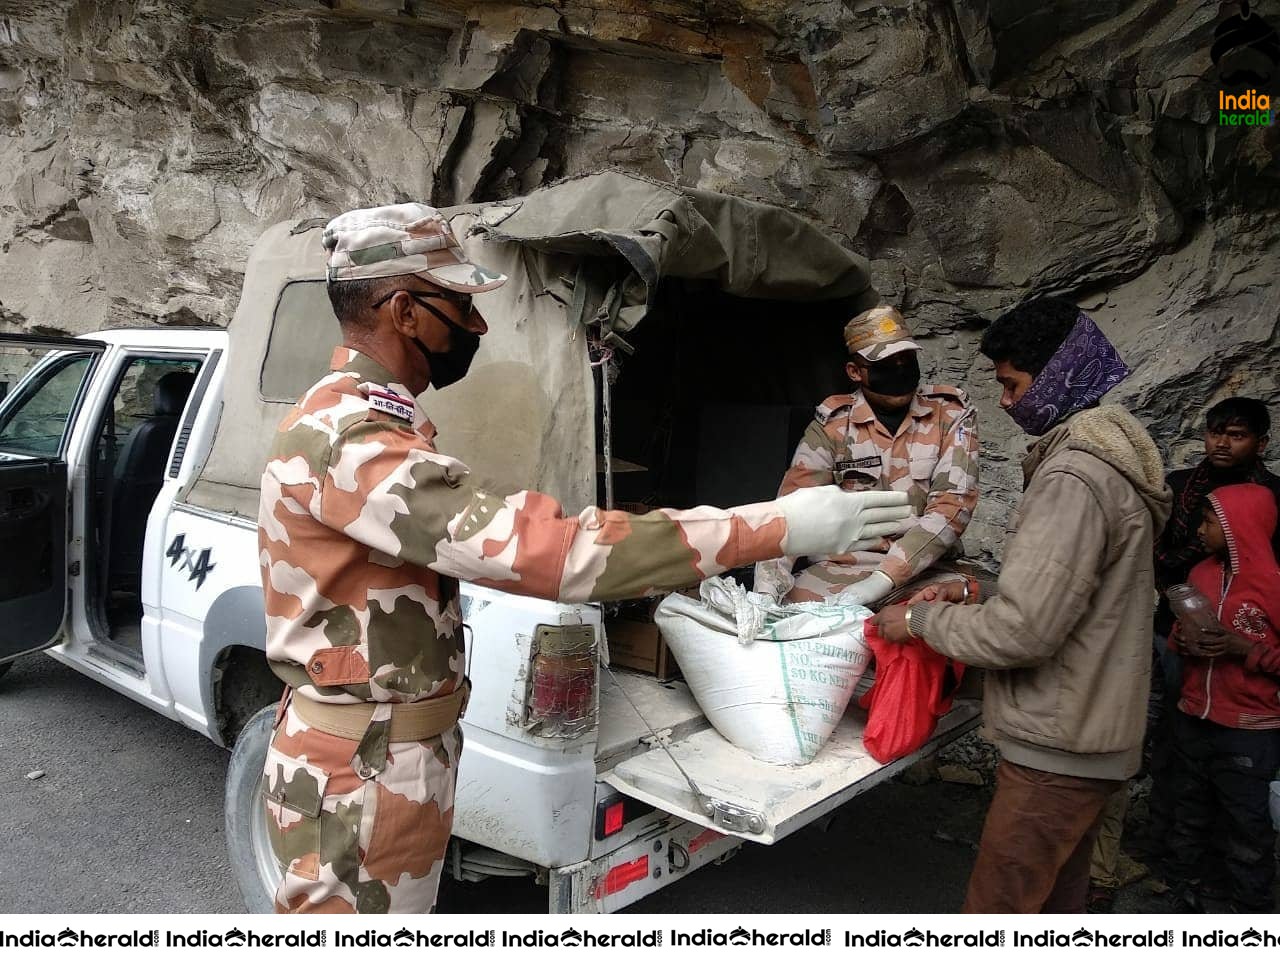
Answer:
[
  {"left": 409, "top": 294, "right": 480, "bottom": 390},
  {"left": 414, "top": 319, "right": 479, "bottom": 390},
  {"left": 862, "top": 353, "right": 921, "bottom": 397}
]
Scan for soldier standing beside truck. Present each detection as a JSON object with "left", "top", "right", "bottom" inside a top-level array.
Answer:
[
  {"left": 754, "top": 305, "right": 980, "bottom": 608},
  {"left": 256, "top": 203, "right": 915, "bottom": 914}
]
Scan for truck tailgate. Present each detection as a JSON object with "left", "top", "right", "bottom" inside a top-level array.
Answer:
[
  {"left": 596, "top": 668, "right": 707, "bottom": 770},
  {"left": 602, "top": 699, "right": 980, "bottom": 844}
]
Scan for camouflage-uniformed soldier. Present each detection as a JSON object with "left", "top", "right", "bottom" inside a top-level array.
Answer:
[
  {"left": 755, "top": 305, "right": 979, "bottom": 608},
  {"left": 257, "top": 203, "right": 914, "bottom": 914}
]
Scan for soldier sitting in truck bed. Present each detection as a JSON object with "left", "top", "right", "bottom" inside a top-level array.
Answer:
[{"left": 755, "top": 305, "right": 980, "bottom": 609}]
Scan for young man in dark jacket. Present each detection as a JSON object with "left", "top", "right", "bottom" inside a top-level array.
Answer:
[{"left": 872, "top": 297, "right": 1172, "bottom": 913}]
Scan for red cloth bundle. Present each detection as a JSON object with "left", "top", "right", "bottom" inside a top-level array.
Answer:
[{"left": 859, "top": 619, "right": 965, "bottom": 764}]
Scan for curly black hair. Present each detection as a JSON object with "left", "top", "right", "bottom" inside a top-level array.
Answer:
[
  {"left": 979, "top": 297, "right": 1080, "bottom": 376},
  {"left": 1206, "top": 397, "right": 1271, "bottom": 437}
]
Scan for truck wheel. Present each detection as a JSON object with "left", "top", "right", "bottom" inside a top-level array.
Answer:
[{"left": 224, "top": 705, "right": 281, "bottom": 913}]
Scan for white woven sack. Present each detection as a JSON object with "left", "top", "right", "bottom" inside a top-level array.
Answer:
[{"left": 655, "top": 578, "right": 872, "bottom": 765}]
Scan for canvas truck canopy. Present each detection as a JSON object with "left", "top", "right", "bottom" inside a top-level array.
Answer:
[
  {"left": 184, "top": 171, "right": 876, "bottom": 518},
  {"left": 469, "top": 170, "right": 878, "bottom": 334}
]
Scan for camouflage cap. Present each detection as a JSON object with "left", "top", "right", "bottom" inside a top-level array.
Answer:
[
  {"left": 843, "top": 305, "right": 920, "bottom": 361},
  {"left": 322, "top": 203, "right": 507, "bottom": 293}
]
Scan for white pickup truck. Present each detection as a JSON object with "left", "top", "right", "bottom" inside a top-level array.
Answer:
[{"left": 0, "top": 173, "right": 980, "bottom": 913}]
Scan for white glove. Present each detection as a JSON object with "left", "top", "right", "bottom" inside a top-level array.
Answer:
[
  {"left": 838, "top": 570, "right": 895, "bottom": 608},
  {"left": 842, "top": 515, "right": 918, "bottom": 554},
  {"left": 776, "top": 487, "right": 914, "bottom": 559}
]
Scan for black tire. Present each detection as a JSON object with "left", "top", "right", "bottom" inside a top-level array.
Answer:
[
  {"left": 224, "top": 705, "right": 280, "bottom": 913},
  {"left": 0, "top": 661, "right": 13, "bottom": 683}
]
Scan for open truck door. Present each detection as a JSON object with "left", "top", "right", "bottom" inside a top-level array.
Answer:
[{"left": 0, "top": 334, "right": 105, "bottom": 666}]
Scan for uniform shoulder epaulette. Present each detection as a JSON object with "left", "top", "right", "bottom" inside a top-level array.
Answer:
[
  {"left": 814, "top": 393, "right": 857, "bottom": 424},
  {"left": 919, "top": 383, "right": 971, "bottom": 407},
  {"left": 365, "top": 384, "right": 417, "bottom": 423}
]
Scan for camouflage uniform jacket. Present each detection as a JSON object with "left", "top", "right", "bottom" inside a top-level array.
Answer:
[
  {"left": 259, "top": 347, "right": 791, "bottom": 706},
  {"left": 756, "top": 384, "right": 979, "bottom": 590}
]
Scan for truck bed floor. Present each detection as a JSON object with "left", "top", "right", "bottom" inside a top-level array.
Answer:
[{"left": 596, "top": 668, "right": 706, "bottom": 771}]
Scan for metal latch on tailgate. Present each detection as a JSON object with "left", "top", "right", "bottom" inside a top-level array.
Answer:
[{"left": 704, "top": 799, "right": 765, "bottom": 835}]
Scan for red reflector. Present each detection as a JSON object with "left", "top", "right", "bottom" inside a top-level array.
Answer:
[
  {"left": 688, "top": 827, "right": 725, "bottom": 854},
  {"left": 594, "top": 855, "right": 649, "bottom": 899},
  {"left": 603, "top": 801, "right": 625, "bottom": 836}
]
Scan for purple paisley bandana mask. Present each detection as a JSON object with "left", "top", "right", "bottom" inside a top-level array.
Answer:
[{"left": 1007, "top": 312, "right": 1130, "bottom": 436}]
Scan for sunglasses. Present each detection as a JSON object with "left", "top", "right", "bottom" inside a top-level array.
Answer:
[{"left": 372, "top": 289, "right": 473, "bottom": 316}]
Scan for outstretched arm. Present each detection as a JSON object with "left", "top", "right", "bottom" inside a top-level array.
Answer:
[
  {"left": 911, "top": 470, "right": 1104, "bottom": 669},
  {"left": 294, "top": 421, "right": 909, "bottom": 604}
]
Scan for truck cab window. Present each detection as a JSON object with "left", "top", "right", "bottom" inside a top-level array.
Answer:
[
  {"left": 0, "top": 351, "right": 94, "bottom": 458},
  {"left": 260, "top": 280, "right": 341, "bottom": 402}
]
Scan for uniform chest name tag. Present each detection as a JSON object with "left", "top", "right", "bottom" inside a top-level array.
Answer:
[
  {"left": 836, "top": 456, "right": 882, "bottom": 472},
  {"left": 369, "top": 389, "right": 415, "bottom": 422},
  {"left": 833, "top": 456, "right": 881, "bottom": 485}
]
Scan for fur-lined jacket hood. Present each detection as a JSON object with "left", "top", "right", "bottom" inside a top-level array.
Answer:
[{"left": 1024, "top": 405, "right": 1172, "bottom": 534}]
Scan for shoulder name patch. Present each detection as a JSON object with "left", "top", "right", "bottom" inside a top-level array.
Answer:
[
  {"left": 815, "top": 394, "right": 855, "bottom": 424},
  {"left": 368, "top": 388, "right": 416, "bottom": 422}
]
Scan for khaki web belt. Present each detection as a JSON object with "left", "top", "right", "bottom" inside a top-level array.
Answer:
[{"left": 291, "top": 682, "right": 469, "bottom": 742}]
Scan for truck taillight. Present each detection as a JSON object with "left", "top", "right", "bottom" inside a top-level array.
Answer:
[
  {"left": 594, "top": 794, "right": 655, "bottom": 840},
  {"left": 604, "top": 801, "right": 625, "bottom": 836},
  {"left": 528, "top": 623, "right": 596, "bottom": 735}
]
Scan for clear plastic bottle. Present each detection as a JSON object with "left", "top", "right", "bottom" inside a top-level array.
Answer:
[{"left": 1166, "top": 583, "right": 1219, "bottom": 643}]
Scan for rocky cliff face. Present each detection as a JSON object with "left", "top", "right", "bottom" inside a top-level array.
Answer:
[{"left": 1, "top": 0, "right": 1277, "bottom": 563}]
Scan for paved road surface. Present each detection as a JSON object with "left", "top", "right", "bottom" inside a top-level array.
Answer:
[{"left": 1, "top": 652, "right": 991, "bottom": 914}]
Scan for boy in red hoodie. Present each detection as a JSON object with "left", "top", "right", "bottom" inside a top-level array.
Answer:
[{"left": 1167, "top": 483, "right": 1280, "bottom": 912}]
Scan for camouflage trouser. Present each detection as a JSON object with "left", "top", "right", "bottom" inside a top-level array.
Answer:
[
  {"left": 262, "top": 698, "right": 461, "bottom": 914},
  {"left": 787, "top": 559, "right": 965, "bottom": 608}
]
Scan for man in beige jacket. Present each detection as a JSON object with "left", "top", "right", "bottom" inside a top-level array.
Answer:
[{"left": 871, "top": 297, "right": 1172, "bottom": 913}]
